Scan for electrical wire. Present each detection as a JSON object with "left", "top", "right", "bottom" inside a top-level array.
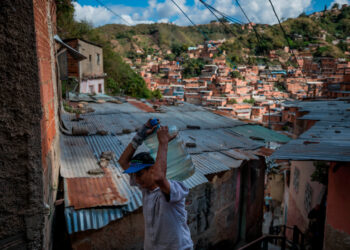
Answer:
[
  {"left": 94, "top": 0, "right": 132, "bottom": 26},
  {"left": 267, "top": 0, "right": 306, "bottom": 80},
  {"left": 200, "top": 1, "right": 235, "bottom": 34},
  {"left": 235, "top": 0, "right": 261, "bottom": 42},
  {"left": 170, "top": 0, "right": 238, "bottom": 69},
  {"left": 199, "top": 0, "right": 243, "bottom": 25}
]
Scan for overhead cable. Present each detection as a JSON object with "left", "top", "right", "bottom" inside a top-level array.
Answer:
[
  {"left": 94, "top": 0, "right": 132, "bottom": 26},
  {"left": 170, "top": 0, "right": 238, "bottom": 68},
  {"left": 267, "top": 0, "right": 306, "bottom": 80}
]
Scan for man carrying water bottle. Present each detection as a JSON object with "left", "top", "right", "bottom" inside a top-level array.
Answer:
[{"left": 118, "top": 119, "right": 193, "bottom": 250}]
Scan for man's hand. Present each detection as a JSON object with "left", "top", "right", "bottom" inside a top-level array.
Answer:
[
  {"left": 144, "top": 119, "right": 159, "bottom": 136},
  {"left": 131, "top": 119, "right": 159, "bottom": 149},
  {"left": 157, "top": 126, "right": 177, "bottom": 145}
]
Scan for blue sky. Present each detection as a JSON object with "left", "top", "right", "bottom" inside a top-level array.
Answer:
[{"left": 74, "top": 0, "right": 349, "bottom": 26}]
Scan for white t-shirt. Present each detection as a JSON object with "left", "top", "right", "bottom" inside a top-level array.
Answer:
[{"left": 131, "top": 176, "right": 193, "bottom": 250}]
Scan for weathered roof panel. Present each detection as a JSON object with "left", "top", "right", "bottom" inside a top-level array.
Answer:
[
  {"left": 227, "top": 125, "right": 291, "bottom": 143},
  {"left": 64, "top": 169, "right": 128, "bottom": 210},
  {"left": 272, "top": 100, "right": 350, "bottom": 162},
  {"left": 60, "top": 135, "right": 101, "bottom": 178}
]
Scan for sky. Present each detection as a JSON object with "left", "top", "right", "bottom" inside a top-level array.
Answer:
[{"left": 73, "top": 0, "right": 350, "bottom": 27}]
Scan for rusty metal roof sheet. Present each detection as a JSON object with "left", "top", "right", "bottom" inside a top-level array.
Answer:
[
  {"left": 128, "top": 100, "right": 155, "bottom": 112},
  {"left": 64, "top": 168, "right": 128, "bottom": 210}
]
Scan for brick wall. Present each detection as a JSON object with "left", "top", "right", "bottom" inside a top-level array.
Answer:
[{"left": 33, "top": 0, "right": 60, "bottom": 249}]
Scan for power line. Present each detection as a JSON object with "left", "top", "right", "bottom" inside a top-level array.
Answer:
[
  {"left": 267, "top": 0, "right": 306, "bottom": 80},
  {"left": 199, "top": 0, "right": 237, "bottom": 34},
  {"left": 170, "top": 0, "right": 197, "bottom": 27},
  {"left": 94, "top": 0, "right": 132, "bottom": 26},
  {"left": 170, "top": 0, "right": 238, "bottom": 68},
  {"left": 235, "top": 0, "right": 261, "bottom": 41},
  {"left": 199, "top": 0, "right": 243, "bottom": 25}
]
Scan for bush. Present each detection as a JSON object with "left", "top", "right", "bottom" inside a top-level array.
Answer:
[
  {"left": 243, "top": 98, "right": 255, "bottom": 104},
  {"left": 182, "top": 58, "right": 205, "bottom": 78},
  {"left": 230, "top": 71, "right": 242, "bottom": 79},
  {"left": 227, "top": 99, "right": 237, "bottom": 104}
]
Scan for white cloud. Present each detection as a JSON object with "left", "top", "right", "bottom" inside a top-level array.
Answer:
[
  {"left": 73, "top": 2, "right": 113, "bottom": 26},
  {"left": 330, "top": 0, "right": 350, "bottom": 8},
  {"left": 239, "top": 0, "right": 312, "bottom": 24},
  {"left": 73, "top": 0, "right": 314, "bottom": 27}
]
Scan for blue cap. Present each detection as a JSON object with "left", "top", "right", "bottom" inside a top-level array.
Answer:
[{"left": 123, "top": 162, "right": 153, "bottom": 174}]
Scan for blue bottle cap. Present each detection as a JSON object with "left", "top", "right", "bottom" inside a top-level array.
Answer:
[{"left": 150, "top": 118, "right": 159, "bottom": 127}]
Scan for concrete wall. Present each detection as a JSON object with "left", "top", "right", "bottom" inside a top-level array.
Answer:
[
  {"left": 266, "top": 173, "right": 284, "bottom": 203},
  {"left": 80, "top": 78, "right": 105, "bottom": 94},
  {"left": 324, "top": 163, "right": 350, "bottom": 250},
  {"left": 286, "top": 161, "right": 325, "bottom": 234},
  {"left": 0, "top": 0, "right": 60, "bottom": 249},
  {"left": 188, "top": 169, "right": 241, "bottom": 249},
  {"left": 78, "top": 40, "right": 104, "bottom": 79},
  {"left": 244, "top": 159, "right": 265, "bottom": 242},
  {"left": 69, "top": 160, "right": 266, "bottom": 250}
]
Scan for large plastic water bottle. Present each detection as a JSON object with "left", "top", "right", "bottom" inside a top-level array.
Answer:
[{"left": 143, "top": 125, "right": 195, "bottom": 181}]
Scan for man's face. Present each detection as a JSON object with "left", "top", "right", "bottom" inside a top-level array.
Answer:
[{"left": 134, "top": 166, "right": 154, "bottom": 190}]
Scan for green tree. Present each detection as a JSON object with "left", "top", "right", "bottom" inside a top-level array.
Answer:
[
  {"left": 230, "top": 71, "right": 242, "bottom": 79},
  {"left": 182, "top": 58, "right": 205, "bottom": 78},
  {"left": 227, "top": 99, "right": 237, "bottom": 104},
  {"left": 243, "top": 98, "right": 255, "bottom": 104}
]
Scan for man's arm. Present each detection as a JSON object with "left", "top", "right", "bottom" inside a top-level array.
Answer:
[
  {"left": 118, "top": 119, "right": 158, "bottom": 170},
  {"left": 152, "top": 126, "right": 177, "bottom": 195},
  {"left": 118, "top": 143, "right": 136, "bottom": 170}
]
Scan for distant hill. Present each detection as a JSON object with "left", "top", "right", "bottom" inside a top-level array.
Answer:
[
  {"left": 57, "top": 0, "right": 350, "bottom": 98},
  {"left": 96, "top": 5, "right": 350, "bottom": 60}
]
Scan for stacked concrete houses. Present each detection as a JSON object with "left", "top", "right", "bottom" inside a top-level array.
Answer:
[{"left": 1, "top": 1, "right": 350, "bottom": 249}]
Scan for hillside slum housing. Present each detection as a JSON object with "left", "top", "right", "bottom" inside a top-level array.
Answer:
[
  {"left": 59, "top": 98, "right": 290, "bottom": 249},
  {"left": 271, "top": 100, "right": 350, "bottom": 249}
]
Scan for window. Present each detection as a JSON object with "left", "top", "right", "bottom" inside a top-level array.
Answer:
[
  {"left": 89, "top": 85, "right": 94, "bottom": 94},
  {"left": 304, "top": 182, "right": 313, "bottom": 213},
  {"left": 89, "top": 55, "right": 92, "bottom": 62},
  {"left": 293, "top": 167, "right": 300, "bottom": 193},
  {"left": 97, "top": 53, "right": 100, "bottom": 65},
  {"left": 98, "top": 84, "right": 102, "bottom": 93}
]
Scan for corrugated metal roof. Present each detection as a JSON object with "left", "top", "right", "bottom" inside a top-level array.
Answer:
[
  {"left": 227, "top": 125, "right": 291, "bottom": 143},
  {"left": 60, "top": 100, "right": 269, "bottom": 234},
  {"left": 61, "top": 102, "right": 245, "bottom": 135},
  {"left": 191, "top": 153, "right": 230, "bottom": 175},
  {"left": 180, "top": 129, "right": 263, "bottom": 154},
  {"left": 270, "top": 139, "right": 350, "bottom": 162},
  {"left": 64, "top": 169, "right": 128, "bottom": 210},
  {"left": 60, "top": 135, "right": 102, "bottom": 178},
  {"left": 54, "top": 35, "right": 86, "bottom": 61},
  {"left": 205, "top": 151, "right": 244, "bottom": 168},
  {"left": 68, "top": 92, "right": 95, "bottom": 102},
  {"left": 272, "top": 100, "right": 350, "bottom": 162},
  {"left": 128, "top": 100, "right": 155, "bottom": 112}
]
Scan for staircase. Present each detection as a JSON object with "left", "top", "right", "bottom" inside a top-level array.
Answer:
[{"left": 237, "top": 225, "right": 305, "bottom": 250}]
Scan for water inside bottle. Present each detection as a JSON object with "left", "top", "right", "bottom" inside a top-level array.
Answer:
[{"left": 143, "top": 125, "right": 195, "bottom": 181}]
